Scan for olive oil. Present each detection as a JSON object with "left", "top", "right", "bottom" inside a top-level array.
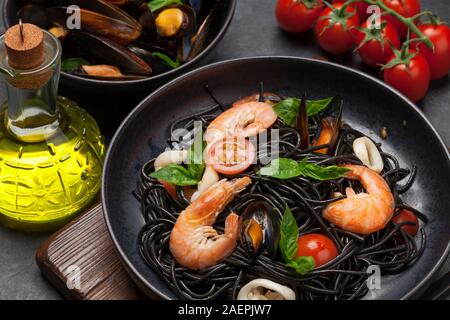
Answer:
[{"left": 0, "top": 25, "right": 105, "bottom": 231}]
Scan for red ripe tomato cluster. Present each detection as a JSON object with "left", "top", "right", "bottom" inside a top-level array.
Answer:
[{"left": 275, "top": 0, "right": 450, "bottom": 103}]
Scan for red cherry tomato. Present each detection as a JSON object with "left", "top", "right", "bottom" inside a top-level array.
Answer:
[
  {"left": 392, "top": 209, "right": 419, "bottom": 236},
  {"left": 332, "top": 0, "right": 370, "bottom": 21},
  {"left": 314, "top": 3, "right": 360, "bottom": 54},
  {"left": 205, "top": 138, "right": 256, "bottom": 175},
  {"left": 411, "top": 23, "right": 450, "bottom": 80},
  {"left": 383, "top": 49, "right": 430, "bottom": 102},
  {"left": 354, "top": 20, "right": 401, "bottom": 68},
  {"left": 159, "top": 180, "right": 177, "bottom": 199},
  {"left": 296, "top": 233, "right": 338, "bottom": 267},
  {"left": 275, "top": 0, "right": 325, "bottom": 34},
  {"left": 382, "top": 0, "right": 421, "bottom": 39}
]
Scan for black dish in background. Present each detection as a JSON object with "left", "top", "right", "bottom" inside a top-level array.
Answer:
[
  {"left": 2, "top": 0, "right": 236, "bottom": 96},
  {"left": 102, "top": 57, "right": 450, "bottom": 300}
]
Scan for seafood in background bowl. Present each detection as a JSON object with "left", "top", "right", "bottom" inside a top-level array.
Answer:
[{"left": 3, "top": 0, "right": 236, "bottom": 94}]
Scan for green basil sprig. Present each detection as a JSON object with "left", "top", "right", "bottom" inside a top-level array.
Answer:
[
  {"left": 153, "top": 51, "right": 180, "bottom": 69},
  {"left": 148, "top": 0, "right": 183, "bottom": 12},
  {"left": 150, "top": 139, "right": 206, "bottom": 186},
  {"left": 279, "top": 206, "right": 315, "bottom": 275},
  {"left": 150, "top": 163, "right": 200, "bottom": 186},
  {"left": 258, "top": 158, "right": 350, "bottom": 181},
  {"left": 272, "top": 97, "right": 333, "bottom": 127}
]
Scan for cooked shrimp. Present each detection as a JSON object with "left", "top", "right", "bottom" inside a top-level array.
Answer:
[
  {"left": 169, "top": 177, "right": 252, "bottom": 270},
  {"left": 232, "top": 92, "right": 279, "bottom": 108},
  {"left": 204, "top": 101, "right": 277, "bottom": 145},
  {"left": 323, "top": 165, "right": 394, "bottom": 235}
]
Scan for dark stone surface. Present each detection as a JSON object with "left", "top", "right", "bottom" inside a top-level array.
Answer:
[{"left": 0, "top": 0, "right": 448, "bottom": 300}]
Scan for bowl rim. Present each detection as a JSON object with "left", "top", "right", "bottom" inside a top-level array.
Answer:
[
  {"left": 102, "top": 56, "right": 450, "bottom": 300},
  {"left": 2, "top": 0, "right": 237, "bottom": 86}
]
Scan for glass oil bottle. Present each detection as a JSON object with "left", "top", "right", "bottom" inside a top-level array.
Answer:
[{"left": 0, "top": 23, "right": 105, "bottom": 231}]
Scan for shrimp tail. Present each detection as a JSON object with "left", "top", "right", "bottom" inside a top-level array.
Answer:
[{"left": 224, "top": 212, "right": 240, "bottom": 240}]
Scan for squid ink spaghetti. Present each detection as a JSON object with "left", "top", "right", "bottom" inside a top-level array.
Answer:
[{"left": 135, "top": 84, "right": 427, "bottom": 300}]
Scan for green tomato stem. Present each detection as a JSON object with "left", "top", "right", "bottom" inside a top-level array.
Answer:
[{"left": 344, "top": 0, "right": 434, "bottom": 50}]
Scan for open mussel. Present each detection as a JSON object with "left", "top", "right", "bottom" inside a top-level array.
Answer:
[
  {"left": 311, "top": 96, "right": 343, "bottom": 155},
  {"left": 153, "top": 4, "right": 196, "bottom": 40},
  {"left": 69, "top": 32, "right": 151, "bottom": 77},
  {"left": 178, "top": 0, "right": 224, "bottom": 62},
  {"left": 239, "top": 202, "right": 280, "bottom": 259},
  {"left": 46, "top": 1, "right": 142, "bottom": 45}
]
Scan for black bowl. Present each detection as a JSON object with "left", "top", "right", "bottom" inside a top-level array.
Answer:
[
  {"left": 102, "top": 57, "right": 450, "bottom": 300},
  {"left": 3, "top": 0, "right": 236, "bottom": 95}
]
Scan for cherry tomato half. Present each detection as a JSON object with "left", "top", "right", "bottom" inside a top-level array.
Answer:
[
  {"left": 391, "top": 209, "right": 419, "bottom": 236},
  {"left": 383, "top": 49, "right": 430, "bottom": 102},
  {"left": 411, "top": 23, "right": 450, "bottom": 80},
  {"left": 205, "top": 138, "right": 256, "bottom": 175},
  {"left": 354, "top": 20, "right": 401, "bottom": 68},
  {"left": 159, "top": 180, "right": 178, "bottom": 199},
  {"left": 314, "top": 3, "right": 360, "bottom": 54},
  {"left": 296, "top": 233, "right": 339, "bottom": 267},
  {"left": 382, "top": 0, "right": 421, "bottom": 39},
  {"left": 275, "top": 0, "right": 325, "bottom": 34}
]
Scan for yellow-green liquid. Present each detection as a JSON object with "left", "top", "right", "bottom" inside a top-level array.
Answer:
[{"left": 0, "top": 97, "right": 105, "bottom": 231}]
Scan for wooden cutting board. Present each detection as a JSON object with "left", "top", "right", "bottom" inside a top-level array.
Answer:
[{"left": 36, "top": 202, "right": 145, "bottom": 300}]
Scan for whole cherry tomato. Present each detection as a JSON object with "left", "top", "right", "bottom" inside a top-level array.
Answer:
[
  {"left": 332, "top": 0, "right": 370, "bottom": 21},
  {"left": 411, "top": 22, "right": 450, "bottom": 80},
  {"left": 354, "top": 20, "right": 401, "bottom": 68},
  {"left": 314, "top": 3, "right": 360, "bottom": 54},
  {"left": 383, "top": 48, "right": 430, "bottom": 102},
  {"left": 296, "top": 233, "right": 338, "bottom": 267},
  {"left": 382, "top": 0, "right": 421, "bottom": 39},
  {"left": 392, "top": 209, "right": 419, "bottom": 236},
  {"left": 275, "top": 0, "right": 325, "bottom": 34}
]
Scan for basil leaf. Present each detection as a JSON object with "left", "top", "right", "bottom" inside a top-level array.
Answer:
[
  {"left": 258, "top": 158, "right": 301, "bottom": 179},
  {"left": 152, "top": 51, "right": 180, "bottom": 69},
  {"left": 61, "top": 58, "right": 89, "bottom": 72},
  {"left": 259, "top": 158, "right": 349, "bottom": 181},
  {"left": 279, "top": 206, "right": 299, "bottom": 262},
  {"left": 273, "top": 97, "right": 334, "bottom": 126},
  {"left": 150, "top": 164, "right": 200, "bottom": 186},
  {"left": 187, "top": 139, "right": 206, "bottom": 181},
  {"left": 148, "top": 0, "right": 183, "bottom": 12},
  {"left": 297, "top": 158, "right": 350, "bottom": 181},
  {"left": 306, "top": 97, "right": 333, "bottom": 117},
  {"left": 273, "top": 98, "right": 300, "bottom": 127},
  {"left": 286, "top": 256, "right": 315, "bottom": 275}
]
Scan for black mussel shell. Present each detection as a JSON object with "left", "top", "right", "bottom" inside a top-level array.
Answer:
[
  {"left": 128, "top": 45, "right": 177, "bottom": 75},
  {"left": 311, "top": 95, "right": 343, "bottom": 155},
  {"left": 239, "top": 201, "right": 280, "bottom": 259},
  {"left": 69, "top": 31, "right": 151, "bottom": 76}
]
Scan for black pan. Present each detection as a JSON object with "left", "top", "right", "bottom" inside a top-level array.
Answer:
[{"left": 102, "top": 57, "right": 450, "bottom": 300}]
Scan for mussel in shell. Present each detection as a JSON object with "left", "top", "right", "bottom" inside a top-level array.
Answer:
[
  {"left": 239, "top": 202, "right": 280, "bottom": 259},
  {"left": 69, "top": 31, "right": 151, "bottom": 76},
  {"left": 311, "top": 96, "right": 343, "bottom": 155},
  {"left": 17, "top": 0, "right": 225, "bottom": 80},
  {"left": 296, "top": 95, "right": 343, "bottom": 154}
]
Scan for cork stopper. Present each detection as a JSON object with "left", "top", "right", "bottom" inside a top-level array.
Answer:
[{"left": 5, "top": 22, "right": 44, "bottom": 70}]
